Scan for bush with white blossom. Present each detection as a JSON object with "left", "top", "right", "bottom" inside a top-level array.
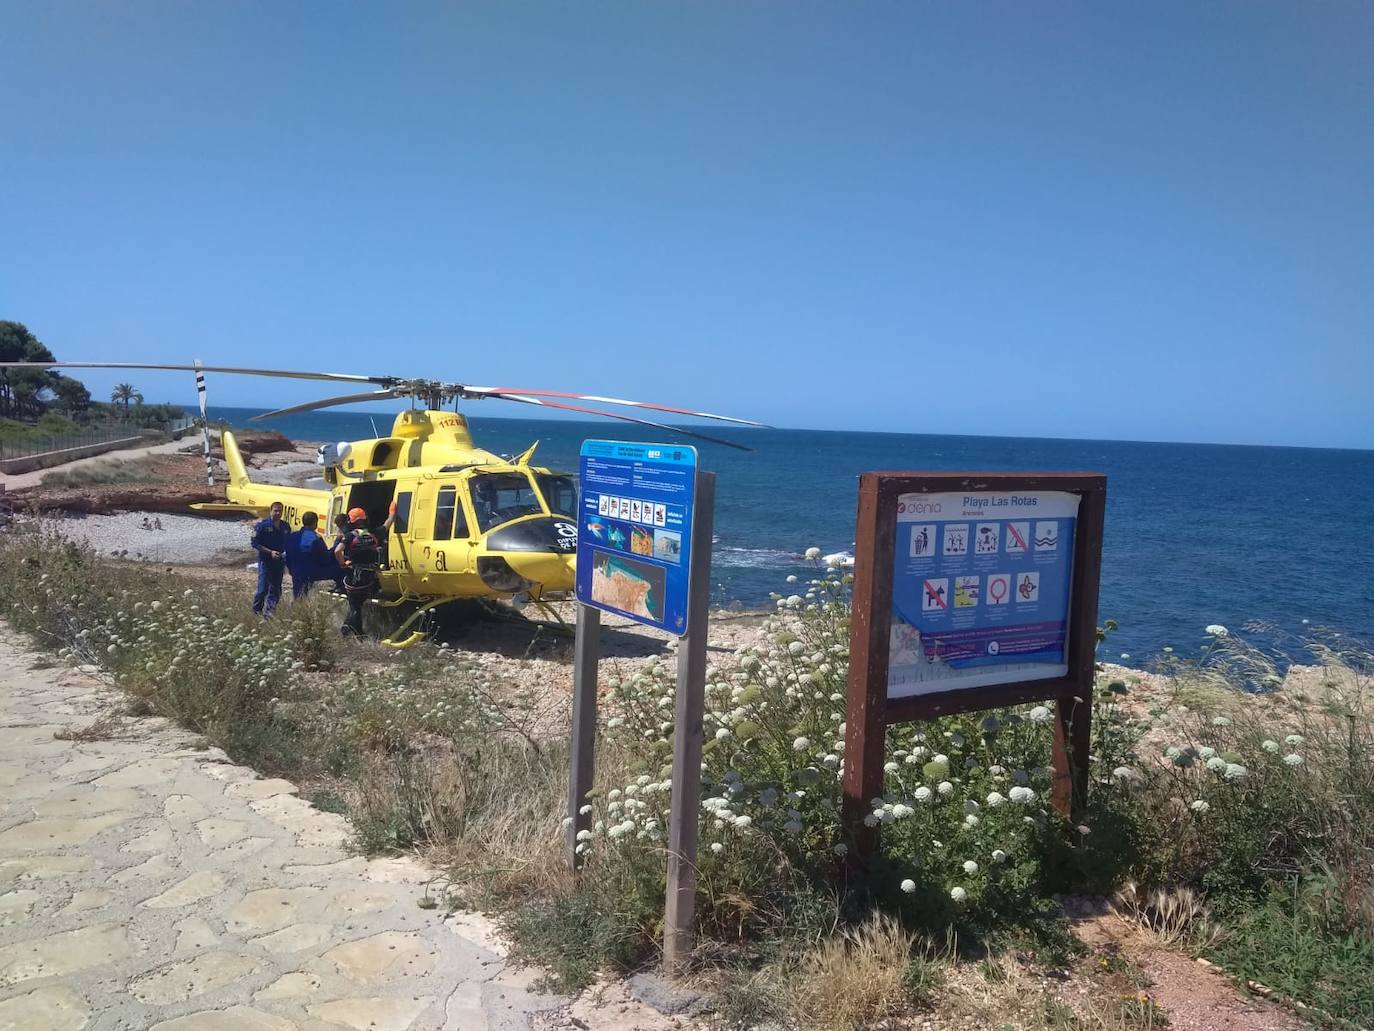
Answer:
[{"left": 575, "top": 558, "right": 1141, "bottom": 935}]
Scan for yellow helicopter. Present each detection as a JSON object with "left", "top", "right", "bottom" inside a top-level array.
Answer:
[{"left": 2, "top": 361, "right": 762, "bottom": 644}]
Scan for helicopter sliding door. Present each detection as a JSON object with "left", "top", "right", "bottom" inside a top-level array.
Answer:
[{"left": 411, "top": 481, "right": 476, "bottom": 591}]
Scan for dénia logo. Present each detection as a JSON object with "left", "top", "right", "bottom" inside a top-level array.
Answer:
[{"left": 898, "top": 500, "right": 943, "bottom": 515}]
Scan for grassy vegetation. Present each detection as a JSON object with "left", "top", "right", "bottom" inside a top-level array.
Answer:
[
  {"left": 40, "top": 454, "right": 182, "bottom": 488},
  {"left": 1, "top": 527, "right": 1370, "bottom": 1029}
]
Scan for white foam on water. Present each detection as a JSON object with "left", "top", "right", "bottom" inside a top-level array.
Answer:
[{"left": 712, "top": 547, "right": 801, "bottom": 569}]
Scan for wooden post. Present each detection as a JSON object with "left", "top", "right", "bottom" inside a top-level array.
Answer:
[
  {"left": 841, "top": 473, "right": 896, "bottom": 862},
  {"left": 663, "top": 470, "right": 715, "bottom": 975},
  {"left": 566, "top": 603, "right": 601, "bottom": 870},
  {"left": 1051, "top": 478, "right": 1106, "bottom": 817}
]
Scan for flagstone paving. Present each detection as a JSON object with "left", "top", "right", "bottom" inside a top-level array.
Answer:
[{"left": 0, "top": 629, "right": 679, "bottom": 1030}]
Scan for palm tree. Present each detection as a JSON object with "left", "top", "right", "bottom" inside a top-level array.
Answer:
[{"left": 111, "top": 383, "right": 143, "bottom": 415}]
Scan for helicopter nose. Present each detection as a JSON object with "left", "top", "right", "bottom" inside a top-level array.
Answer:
[{"left": 501, "top": 551, "right": 577, "bottom": 590}]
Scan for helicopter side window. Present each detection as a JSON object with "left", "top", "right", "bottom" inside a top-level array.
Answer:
[
  {"left": 434, "top": 487, "right": 458, "bottom": 541},
  {"left": 470, "top": 473, "right": 542, "bottom": 533},
  {"left": 392, "top": 491, "right": 412, "bottom": 534},
  {"left": 537, "top": 475, "right": 577, "bottom": 517}
]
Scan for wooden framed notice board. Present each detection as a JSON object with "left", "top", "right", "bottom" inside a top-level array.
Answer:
[{"left": 841, "top": 472, "right": 1107, "bottom": 856}]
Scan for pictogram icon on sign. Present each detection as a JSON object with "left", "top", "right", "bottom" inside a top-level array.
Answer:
[
  {"left": 975, "top": 523, "right": 999, "bottom": 554},
  {"left": 1034, "top": 521, "right": 1059, "bottom": 551},
  {"left": 1016, "top": 571, "right": 1040, "bottom": 602},
  {"left": 954, "top": 575, "right": 980, "bottom": 608},
  {"left": 943, "top": 525, "right": 968, "bottom": 556},
  {"left": 910, "top": 525, "right": 935, "bottom": 558},
  {"left": 987, "top": 573, "right": 1011, "bottom": 605},
  {"left": 1006, "top": 522, "right": 1028, "bottom": 554},
  {"left": 922, "top": 578, "right": 948, "bottom": 611}
]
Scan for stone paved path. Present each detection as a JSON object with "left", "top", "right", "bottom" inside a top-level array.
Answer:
[{"left": 0, "top": 629, "right": 677, "bottom": 1031}]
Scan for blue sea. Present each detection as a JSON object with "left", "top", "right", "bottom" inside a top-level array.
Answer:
[{"left": 210, "top": 406, "right": 1374, "bottom": 661}]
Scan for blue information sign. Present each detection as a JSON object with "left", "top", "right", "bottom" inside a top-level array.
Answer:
[
  {"left": 888, "top": 491, "right": 1080, "bottom": 698},
  {"left": 576, "top": 440, "right": 698, "bottom": 636}
]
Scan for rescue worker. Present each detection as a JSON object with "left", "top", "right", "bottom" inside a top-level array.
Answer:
[
  {"left": 335, "top": 507, "right": 377, "bottom": 636},
  {"left": 285, "top": 511, "right": 331, "bottom": 599},
  {"left": 250, "top": 501, "right": 288, "bottom": 617},
  {"left": 333, "top": 503, "right": 398, "bottom": 637}
]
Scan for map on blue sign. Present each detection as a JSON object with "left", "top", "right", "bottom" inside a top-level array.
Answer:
[
  {"left": 576, "top": 440, "right": 698, "bottom": 636},
  {"left": 888, "top": 491, "right": 1080, "bottom": 699}
]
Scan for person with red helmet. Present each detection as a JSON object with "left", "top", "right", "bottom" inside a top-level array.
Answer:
[{"left": 333, "top": 502, "right": 397, "bottom": 636}]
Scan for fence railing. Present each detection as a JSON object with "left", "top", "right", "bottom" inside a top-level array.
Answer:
[{"left": 0, "top": 427, "right": 162, "bottom": 461}]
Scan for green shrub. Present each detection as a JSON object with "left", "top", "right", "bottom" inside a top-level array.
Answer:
[{"left": 1208, "top": 873, "right": 1374, "bottom": 1024}]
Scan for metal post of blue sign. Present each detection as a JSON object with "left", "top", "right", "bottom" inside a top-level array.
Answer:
[
  {"left": 566, "top": 603, "right": 601, "bottom": 871},
  {"left": 664, "top": 470, "right": 714, "bottom": 975}
]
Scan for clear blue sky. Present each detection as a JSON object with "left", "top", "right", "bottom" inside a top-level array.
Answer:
[{"left": 2, "top": 3, "right": 1370, "bottom": 448}]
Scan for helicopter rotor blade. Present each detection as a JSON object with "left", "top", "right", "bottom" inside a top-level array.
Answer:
[
  {"left": 462, "top": 386, "right": 768, "bottom": 427},
  {"left": 0, "top": 361, "right": 390, "bottom": 385},
  {"left": 488, "top": 392, "right": 753, "bottom": 451},
  {"left": 249, "top": 389, "right": 406, "bottom": 421}
]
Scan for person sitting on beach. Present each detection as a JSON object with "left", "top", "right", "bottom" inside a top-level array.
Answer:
[
  {"left": 250, "top": 501, "right": 289, "bottom": 618},
  {"left": 285, "top": 511, "right": 331, "bottom": 599}
]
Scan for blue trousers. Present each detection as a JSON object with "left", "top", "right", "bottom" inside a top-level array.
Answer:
[{"left": 253, "top": 558, "right": 285, "bottom": 615}]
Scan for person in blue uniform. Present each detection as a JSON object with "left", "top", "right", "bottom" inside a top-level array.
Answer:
[
  {"left": 285, "top": 511, "right": 332, "bottom": 599},
  {"left": 250, "top": 501, "right": 288, "bottom": 617}
]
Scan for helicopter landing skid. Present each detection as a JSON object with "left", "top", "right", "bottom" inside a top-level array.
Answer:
[{"left": 382, "top": 597, "right": 457, "bottom": 649}]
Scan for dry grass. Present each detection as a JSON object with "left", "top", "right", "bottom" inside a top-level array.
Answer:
[
  {"left": 40, "top": 455, "right": 170, "bottom": 488},
  {"left": 1112, "top": 883, "right": 1220, "bottom": 950},
  {"left": 787, "top": 913, "right": 921, "bottom": 1031},
  {"left": 53, "top": 713, "right": 128, "bottom": 742}
]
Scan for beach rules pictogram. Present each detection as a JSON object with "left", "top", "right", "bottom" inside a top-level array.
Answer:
[{"left": 922, "top": 578, "right": 948, "bottom": 611}]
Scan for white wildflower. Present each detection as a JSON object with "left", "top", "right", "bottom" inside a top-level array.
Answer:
[
  {"left": 950, "top": 887, "right": 967, "bottom": 902},
  {"left": 900, "top": 879, "right": 916, "bottom": 894},
  {"left": 1190, "top": 799, "right": 1210, "bottom": 813},
  {"left": 1028, "top": 705, "right": 1052, "bottom": 723},
  {"left": 1283, "top": 753, "right": 1304, "bottom": 766},
  {"left": 1205, "top": 624, "right": 1229, "bottom": 637}
]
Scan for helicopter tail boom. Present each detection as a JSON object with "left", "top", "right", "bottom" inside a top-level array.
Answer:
[{"left": 223, "top": 430, "right": 251, "bottom": 487}]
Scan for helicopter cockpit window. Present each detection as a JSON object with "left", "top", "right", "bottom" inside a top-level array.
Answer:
[
  {"left": 536, "top": 475, "right": 577, "bottom": 517},
  {"left": 469, "top": 473, "right": 543, "bottom": 533}
]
